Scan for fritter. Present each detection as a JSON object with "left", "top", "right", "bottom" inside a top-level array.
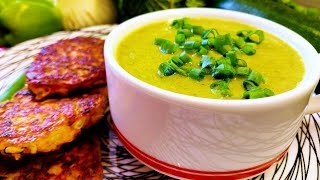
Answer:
[
  {"left": 26, "top": 37, "right": 106, "bottom": 100},
  {"left": 0, "top": 86, "right": 108, "bottom": 160},
  {"left": 0, "top": 131, "right": 103, "bottom": 179}
]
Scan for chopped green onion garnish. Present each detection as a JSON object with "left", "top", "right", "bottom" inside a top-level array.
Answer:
[
  {"left": 169, "top": 61, "right": 188, "bottom": 76},
  {"left": 207, "top": 38, "right": 215, "bottom": 47},
  {"left": 201, "top": 68, "right": 212, "bottom": 75},
  {"left": 237, "top": 67, "right": 251, "bottom": 76},
  {"left": 159, "top": 62, "right": 175, "bottom": 76},
  {"left": 175, "top": 34, "right": 186, "bottom": 45},
  {"left": 216, "top": 57, "right": 232, "bottom": 66},
  {"left": 202, "top": 38, "right": 215, "bottom": 48},
  {"left": 171, "top": 18, "right": 189, "bottom": 29},
  {"left": 248, "top": 70, "right": 265, "bottom": 85},
  {"left": 200, "top": 55, "right": 215, "bottom": 69},
  {"left": 188, "top": 68, "right": 205, "bottom": 81},
  {"left": 243, "top": 87, "right": 274, "bottom": 99},
  {"left": 183, "top": 23, "right": 193, "bottom": 29},
  {"left": 197, "top": 46, "right": 208, "bottom": 55},
  {"left": 153, "top": 38, "right": 168, "bottom": 46},
  {"left": 153, "top": 38, "right": 178, "bottom": 54},
  {"left": 226, "top": 51, "right": 237, "bottom": 67},
  {"left": 192, "top": 26, "right": 205, "bottom": 35},
  {"left": 213, "top": 34, "right": 234, "bottom": 55},
  {"left": 237, "top": 59, "right": 247, "bottom": 67},
  {"left": 202, "top": 29, "right": 213, "bottom": 39},
  {"left": 235, "top": 37, "right": 246, "bottom": 48},
  {"left": 183, "top": 40, "right": 201, "bottom": 50},
  {"left": 158, "top": 18, "right": 268, "bottom": 98},
  {"left": 170, "top": 56, "right": 184, "bottom": 67},
  {"left": 242, "top": 43, "right": 257, "bottom": 55},
  {"left": 210, "top": 80, "right": 232, "bottom": 97},
  {"left": 245, "top": 30, "right": 264, "bottom": 44},
  {"left": 243, "top": 80, "right": 257, "bottom": 91},
  {"left": 264, "top": 88, "right": 275, "bottom": 97},
  {"left": 179, "top": 51, "right": 192, "bottom": 63},
  {"left": 237, "top": 30, "right": 252, "bottom": 37},
  {"left": 202, "top": 29, "right": 219, "bottom": 39},
  {"left": 201, "top": 39, "right": 208, "bottom": 46},
  {"left": 212, "top": 63, "right": 236, "bottom": 79},
  {"left": 177, "top": 29, "right": 194, "bottom": 38}
]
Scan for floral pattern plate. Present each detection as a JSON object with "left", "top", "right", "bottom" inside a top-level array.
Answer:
[{"left": 0, "top": 25, "right": 319, "bottom": 180}]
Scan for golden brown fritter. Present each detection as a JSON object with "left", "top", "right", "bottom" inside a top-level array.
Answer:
[
  {"left": 26, "top": 37, "right": 106, "bottom": 100},
  {"left": 0, "top": 131, "right": 103, "bottom": 180},
  {"left": 0, "top": 86, "right": 108, "bottom": 160}
]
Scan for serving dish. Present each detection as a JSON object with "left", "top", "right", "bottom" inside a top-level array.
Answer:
[
  {"left": 0, "top": 24, "right": 319, "bottom": 180},
  {"left": 105, "top": 8, "right": 320, "bottom": 179}
]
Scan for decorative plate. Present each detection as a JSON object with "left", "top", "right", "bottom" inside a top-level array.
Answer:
[{"left": 0, "top": 25, "right": 319, "bottom": 180}]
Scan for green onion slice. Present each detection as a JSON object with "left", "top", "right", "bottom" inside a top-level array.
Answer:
[
  {"left": 243, "top": 80, "right": 257, "bottom": 91},
  {"left": 188, "top": 68, "right": 205, "bottom": 81},
  {"left": 226, "top": 51, "right": 237, "bottom": 67},
  {"left": 169, "top": 61, "right": 188, "bottom": 76},
  {"left": 201, "top": 68, "right": 212, "bottom": 75},
  {"left": 192, "top": 26, "right": 205, "bottom": 35},
  {"left": 207, "top": 38, "right": 215, "bottom": 47},
  {"left": 235, "top": 37, "right": 246, "bottom": 48},
  {"left": 202, "top": 28, "right": 219, "bottom": 39},
  {"left": 243, "top": 88, "right": 274, "bottom": 99},
  {"left": 159, "top": 62, "right": 175, "bottom": 76},
  {"left": 183, "top": 23, "right": 193, "bottom": 29},
  {"left": 171, "top": 18, "right": 189, "bottom": 29},
  {"left": 183, "top": 40, "right": 201, "bottom": 50},
  {"left": 237, "top": 67, "right": 251, "bottom": 76},
  {"left": 170, "top": 56, "right": 184, "bottom": 67},
  {"left": 201, "top": 29, "right": 212, "bottom": 39},
  {"left": 216, "top": 57, "right": 232, "bottom": 66},
  {"left": 248, "top": 70, "right": 265, "bottom": 85},
  {"left": 153, "top": 38, "right": 178, "bottom": 54},
  {"left": 242, "top": 43, "right": 257, "bottom": 55},
  {"left": 245, "top": 30, "right": 264, "bottom": 44},
  {"left": 237, "top": 59, "right": 247, "bottom": 67},
  {"left": 177, "top": 29, "right": 194, "bottom": 38},
  {"left": 175, "top": 34, "right": 186, "bottom": 45},
  {"left": 210, "top": 80, "right": 232, "bottom": 97},
  {"left": 200, "top": 55, "right": 215, "bottom": 69},
  {"left": 197, "top": 46, "right": 208, "bottom": 55},
  {"left": 237, "top": 30, "right": 252, "bottom": 37},
  {"left": 213, "top": 34, "right": 234, "bottom": 55},
  {"left": 153, "top": 38, "right": 168, "bottom": 46},
  {"left": 212, "top": 63, "right": 236, "bottom": 79},
  {"left": 179, "top": 51, "right": 192, "bottom": 63},
  {"left": 201, "top": 39, "right": 208, "bottom": 46}
]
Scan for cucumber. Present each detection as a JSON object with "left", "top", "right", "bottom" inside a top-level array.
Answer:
[
  {"left": 213, "top": 0, "right": 320, "bottom": 52},
  {"left": 0, "top": 73, "right": 26, "bottom": 102}
]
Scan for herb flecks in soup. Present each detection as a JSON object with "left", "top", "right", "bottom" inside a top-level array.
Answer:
[{"left": 116, "top": 17, "right": 305, "bottom": 99}]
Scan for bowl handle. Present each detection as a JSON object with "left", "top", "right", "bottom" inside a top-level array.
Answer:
[
  {"left": 305, "top": 53, "right": 320, "bottom": 114},
  {"left": 306, "top": 95, "right": 320, "bottom": 114}
]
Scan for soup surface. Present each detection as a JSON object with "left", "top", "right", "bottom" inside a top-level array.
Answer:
[{"left": 116, "top": 17, "right": 304, "bottom": 99}]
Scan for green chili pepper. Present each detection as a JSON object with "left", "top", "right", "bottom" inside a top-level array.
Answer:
[
  {"left": 0, "top": 73, "right": 26, "bottom": 102},
  {"left": 0, "top": 0, "right": 62, "bottom": 46}
]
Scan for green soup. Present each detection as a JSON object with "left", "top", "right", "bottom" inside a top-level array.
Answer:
[{"left": 116, "top": 17, "right": 304, "bottom": 99}]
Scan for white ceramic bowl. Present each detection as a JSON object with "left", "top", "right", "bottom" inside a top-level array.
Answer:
[{"left": 104, "top": 8, "right": 320, "bottom": 179}]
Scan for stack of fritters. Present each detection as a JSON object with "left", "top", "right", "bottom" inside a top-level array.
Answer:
[
  {"left": 0, "top": 37, "right": 108, "bottom": 178},
  {"left": 0, "top": 131, "right": 103, "bottom": 179},
  {"left": 26, "top": 37, "right": 106, "bottom": 100}
]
